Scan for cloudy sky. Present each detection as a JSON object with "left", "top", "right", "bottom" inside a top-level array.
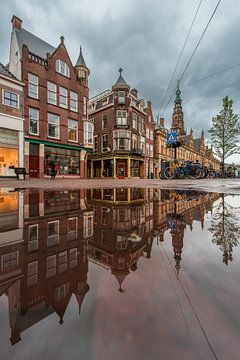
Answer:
[{"left": 1, "top": 0, "right": 240, "bottom": 162}]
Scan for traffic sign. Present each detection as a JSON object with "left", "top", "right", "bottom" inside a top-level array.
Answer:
[{"left": 167, "top": 131, "right": 177, "bottom": 144}]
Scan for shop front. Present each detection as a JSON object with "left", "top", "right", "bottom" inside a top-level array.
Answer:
[
  {"left": 0, "top": 128, "right": 19, "bottom": 177},
  {"left": 44, "top": 146, "right": 80, "bottom": 176}
]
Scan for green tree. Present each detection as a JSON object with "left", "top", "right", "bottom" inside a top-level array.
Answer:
[{"left": 208, "top": 96, "right": 240, "bottom": 173}]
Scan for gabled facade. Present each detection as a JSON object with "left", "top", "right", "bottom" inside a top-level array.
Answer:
[
  {"left": 88, "top": 69, "right": 155, "bottom": 178},
  {"left": 8, "top": 15, "right": 93, "bottom": 178}
]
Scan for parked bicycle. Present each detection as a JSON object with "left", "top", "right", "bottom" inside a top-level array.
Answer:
[{"left": 164, "top": 160, "right": 203, "bottom": 179}]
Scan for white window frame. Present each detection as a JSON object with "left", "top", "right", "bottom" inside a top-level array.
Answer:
[
  {"left": 132, "top": 112, "right": 137, "bottom": 129},
  {"left": 67, "top": 217, "right": 78, "bottom": 241},
  {"left": 83, "top": 96, "right": 88, "bottom": 116},
  {"left": 56, "top": 59, "right": 70, "bottom": 78},
  {"left": 59, "top": 86, "right": 68, "bottom": 108},
  {"left": 102, "top": 134, "right": 108, "bottom": 152},
  {"left": 47, "top": 81, "right": 57, "bottom": 105},
  {"left": 28, "top": 224, "right": 39, "bottom": 252},
  {"left": 28, "top": 73, "right": 38, "bottom": 99},
  {"left": 48, "top": 113, "right": 60, "bottom": 139},
  {"left": 117, "top": 110, "right": 127, "bottom": 126},
  {"left": 29, "top": 107, "right": 39, "bottom": 135},
  {"left": 47, "top": 220, "right": 59, "bottom": 247},
  {"left": 68, "top": 119, "right": 78, "bottom": 143},
  {"left": 84, "top": 122, "right": 93, "bottom": 145},
  {"left": 70, "top": 91, "right": 78, "bottom": 112},
  {"left": 2, "top": 90, "right": 19, "bottom": 108},
  {"left": 102, "top": 113, "right": 107, "bottom": 129}
]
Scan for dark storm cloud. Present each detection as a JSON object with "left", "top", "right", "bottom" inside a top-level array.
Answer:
[{"left": 1, "top": 0, "right": 239, "bottom": 158}]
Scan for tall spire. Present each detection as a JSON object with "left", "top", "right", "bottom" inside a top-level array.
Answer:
[
  {"left": 76, "top": 45, "right": 86, "bottom": 67},
  {"left": 175, "top": 80, "right": 182, "bottom": 102}
]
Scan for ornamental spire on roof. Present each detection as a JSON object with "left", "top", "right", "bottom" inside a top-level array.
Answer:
[
  {"left": 76, "top": 45, "right": 87, "bottom": 67},
  {"left": 115, "top": 67, "right": 127, "bottom": 85}
]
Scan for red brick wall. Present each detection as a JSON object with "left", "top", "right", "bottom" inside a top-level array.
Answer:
[{"left": 22, "top": 44, "right": 89, "bottom": 146}]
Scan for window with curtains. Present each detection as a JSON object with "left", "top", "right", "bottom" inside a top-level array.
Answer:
[
  {"left": 68, "top": 119, "right": 78, "bottom": 142},
  {"left": 56, "top": 59, "right": 70, "bottom": 77}
]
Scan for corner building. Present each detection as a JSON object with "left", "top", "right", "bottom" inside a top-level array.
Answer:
[
  {"left": 8, "top": 15, "right": 93, "bottom": 178},
  {"left": 88, "top": 69, "right": 155, "bottom": 178}
]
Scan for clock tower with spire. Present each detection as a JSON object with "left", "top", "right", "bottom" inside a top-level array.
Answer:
[{"left": 171, "top": 81, "right": 186, "bottom": 136}]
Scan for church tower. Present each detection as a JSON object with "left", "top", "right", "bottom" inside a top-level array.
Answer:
[{"left": 171, "top": 81, "right": 186, "bottom": 136}]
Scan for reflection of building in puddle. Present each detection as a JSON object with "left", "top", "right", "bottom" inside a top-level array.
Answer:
[
  {"left": 153, "top": 190, "right": 220, "bottom": 274},
  {"left": 0, "top": 188, "right": 222, "bottom": 345},
  {"left": 86, "top": 188, "right": 155, "bottom": 291},
  {"left": 0, "top": 189, "right": 90, "bottom": 345}
]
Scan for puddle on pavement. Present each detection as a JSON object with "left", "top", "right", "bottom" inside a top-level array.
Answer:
[{"left": 0, "top": 187, "right": 240, "bottom": 360}]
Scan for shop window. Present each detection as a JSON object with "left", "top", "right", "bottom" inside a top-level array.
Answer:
[
  {"left": 68, "top": 119, "right": 78, "bottom": 142},
  {"left": 28, "top": 224, "right": 38, "bottom": 252},
  {"left": 29, "top": 108, "right": 39, "bottom": 135},
  {"left": 48, "top": 113, "right": 60, "bottom": 139},
  {"left": 3, "top": 90, "right": 18, "bottom": 108},
  {"left": 1, "top": 251, "right": 18, "bottom": 270},
  {"left": 117, "top": 111, "right": 127, "bottom": 126},
  {"left": 70, "top": 91, "right": 78, "bottom": 112},
  {"left": 102, "top": 113, "right": 107, "bottom": 129},
  {"left": 59, "top": 87, "right": 68, "bottom": 108},
  {"left": 47, "top": 220, "right": 59, "bottom": 247},
  {"left": 44, "top": 146, "right": 80, "bottom": 175},
  {"left": 84, "top": 122, "right": 93, "bottom": 145},
  {"left": 27, "top": 261, "right": 38, "bottom": 287},
  {"left": 56, "top": 59, "right": 70, "bottom": 78},
  {"left": 28, "top": 73, "right": 38, "bottom": 99},
  {"left": 47, "top": 82, "right": 57, "bottom": 105}
]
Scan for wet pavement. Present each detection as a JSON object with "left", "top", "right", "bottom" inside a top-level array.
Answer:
[{"left": 0, "top": 187, "right": 240, "bottom": 359}]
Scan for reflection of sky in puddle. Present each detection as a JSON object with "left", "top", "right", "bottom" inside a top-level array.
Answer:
[{"left": 0, "top": 188, "right": 240, "bottom": 360}]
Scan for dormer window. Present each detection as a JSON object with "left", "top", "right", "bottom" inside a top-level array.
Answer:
[{"left": 56, "top": 59, "right": 70, "bottom": 78}]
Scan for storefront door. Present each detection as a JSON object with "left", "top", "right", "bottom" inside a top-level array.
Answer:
[
  {"left": 29, "top": 144, "right": 39, "bottom": 178},
  {"left": 117, "top": 161, "right": 126, "bottom": 178}
]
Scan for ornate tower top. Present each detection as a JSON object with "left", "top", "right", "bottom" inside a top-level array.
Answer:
[
  {"left": 75, "top": 45, "right": 90, "bottom": 79},
  {"left": 175, "top": 80, "right": 182, "bottom": 102}
]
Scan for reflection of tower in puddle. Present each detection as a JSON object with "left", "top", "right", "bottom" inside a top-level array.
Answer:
[
  {"left": 0, "top": 189, "right": 91, "bottom": 345},
  {"left": 86, "top": 188, "right": 155, "bottom": 291}
]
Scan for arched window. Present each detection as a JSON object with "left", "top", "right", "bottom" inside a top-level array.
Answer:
[{"left": 56, "top": 59, "right": 70, "bottom": 78}]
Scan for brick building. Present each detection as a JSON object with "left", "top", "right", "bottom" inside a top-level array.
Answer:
[
  {"left": 0, "top": 63, "right": 24, "bottom": 177},
  {"left": 8, "top": 15, "right": 93, "bottom": 178},
  {"left": 88, "top": 69, "right": 155, "bottom": 178},
  {"left": 154, "top": 83, "right": 220, "bottom": 176}
]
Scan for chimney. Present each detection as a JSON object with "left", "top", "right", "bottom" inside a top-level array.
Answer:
[
  {"left": 160, "top": 117, "right": 165, "bottom": 127},
  {"left": 11, "top": 15, "right": 22, "bottom": 30}
]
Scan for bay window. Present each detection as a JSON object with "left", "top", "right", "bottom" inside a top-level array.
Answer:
[
  {"left": 84, "top": 122, "right": 93, "bottom": 145},
  {"left": 117, "top": 111, "right": 127, "bottom": 126}
]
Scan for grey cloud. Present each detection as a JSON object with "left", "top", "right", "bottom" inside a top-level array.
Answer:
[{"left": 1, "top": 0, "right": 240, "bottom": 160}]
